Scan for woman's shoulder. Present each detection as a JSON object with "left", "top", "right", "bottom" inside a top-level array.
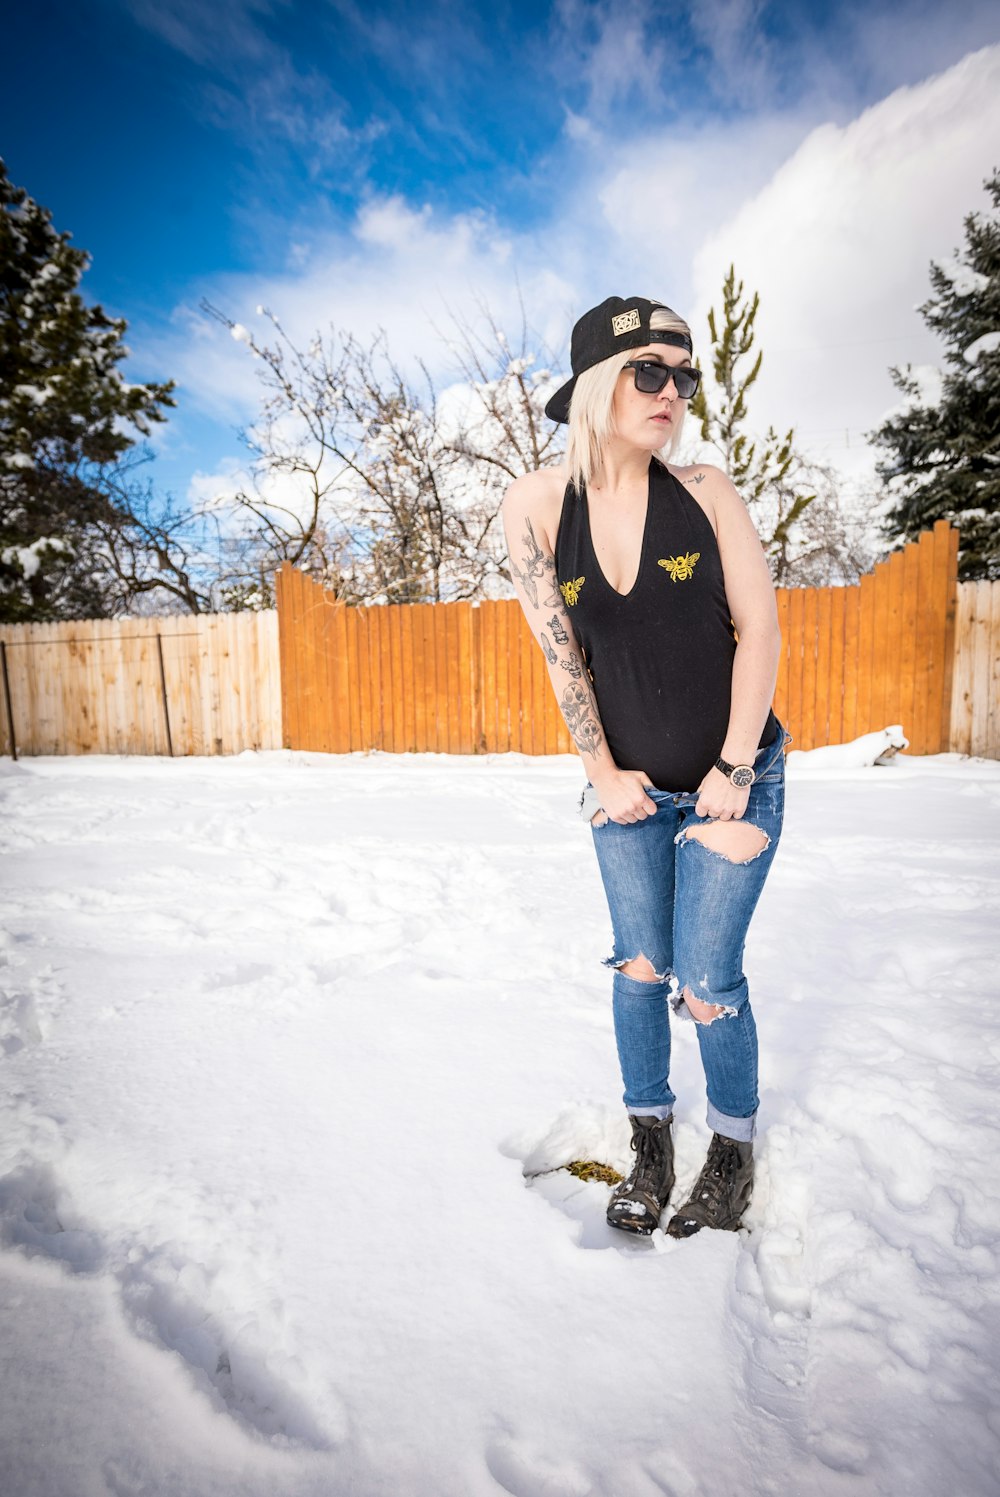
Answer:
[
  {"left": 663, "top": 460, "right": 747, "bottom": 534},
  {"left": 502, "top": 465, "right": 571, "bottom": 532},
  {"left": 663, "top": 459, "right": 730, "bottom": 493}
]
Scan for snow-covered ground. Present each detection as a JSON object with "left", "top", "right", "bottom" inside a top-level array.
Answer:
[{"left": 1, "top": 747, "right": 999, "bottom": 1497}]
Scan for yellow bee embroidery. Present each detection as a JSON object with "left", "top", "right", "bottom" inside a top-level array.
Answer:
[
  {"left": 658, "top": 552, "right": 700, "bottom": 583},
  {"left": 560, "top": 577, "right": 585, "bottom": 606}
]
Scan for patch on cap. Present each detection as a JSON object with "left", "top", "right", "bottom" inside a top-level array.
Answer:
[{"left": 611, "top": 308, "right": 641, "bottom": 335}]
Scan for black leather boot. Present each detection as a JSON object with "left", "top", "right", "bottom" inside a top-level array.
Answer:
[
  {"left": 666, "top": 1132, "right": 753, "bottom": 1237},
  {"left": 606, "top": 1114, "right": 675, "bottom": 1236}
]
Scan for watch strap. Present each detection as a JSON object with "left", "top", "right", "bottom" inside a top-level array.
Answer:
[{"left": 715, "top": 756, "right": 756, "bottom": 785}]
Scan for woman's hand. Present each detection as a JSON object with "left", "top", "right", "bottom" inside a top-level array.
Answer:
[
  {"left": 694, "top": 766, "right": 751, "bottom": 821},
  {"left": 590, "top": 767, "right": 658, "bottom": 825}
]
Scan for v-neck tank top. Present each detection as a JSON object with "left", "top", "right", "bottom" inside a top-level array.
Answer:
[{"left": 554, "top": 457, "right": 776, "bottom": 791}]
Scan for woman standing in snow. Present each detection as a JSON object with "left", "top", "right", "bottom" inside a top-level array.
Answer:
[{"left": 503, "top": 295, "right": 788, "bottom": 1238}]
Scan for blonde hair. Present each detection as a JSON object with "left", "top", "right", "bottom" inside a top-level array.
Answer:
[{"left": 564, "top": 304, "right": 693, "bottom": 492}]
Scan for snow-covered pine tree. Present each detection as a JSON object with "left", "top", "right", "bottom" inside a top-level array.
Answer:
[
  {"left": 0, "top": 160, "right": 175, "bottom": 621},
  {"left": 873, "top": 169, "right": 1000, "bottom": 580}
]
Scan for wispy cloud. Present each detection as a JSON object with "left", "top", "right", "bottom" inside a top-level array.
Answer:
[
  {"left": 117, "top": 0, "right": 385, "bottom": 184},
  {"left": 685, "top": 0, "right": 783, "bottom": 111},
  {"left": 551, "top": 0, "right": 672, "bottom": 116}
]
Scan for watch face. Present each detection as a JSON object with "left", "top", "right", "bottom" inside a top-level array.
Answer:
[{"left": 731, "top": 766, "right": 755, "bottom": 788}]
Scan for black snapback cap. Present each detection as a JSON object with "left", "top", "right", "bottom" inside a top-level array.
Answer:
[{"left": 544, "top": 295, "right": 693, "bottom": 424}]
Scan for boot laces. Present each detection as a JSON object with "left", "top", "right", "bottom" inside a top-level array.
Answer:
[
  {"left": 691, "top": 1135, "right": 743, "bottom": 1209},
  {"left": 629, "top": 1123, "right": 668, "bottom": 1192}
]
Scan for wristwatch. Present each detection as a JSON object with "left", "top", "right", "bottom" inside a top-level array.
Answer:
[{"left": 715, "top": 756, "right": 756, "bottom": 788}]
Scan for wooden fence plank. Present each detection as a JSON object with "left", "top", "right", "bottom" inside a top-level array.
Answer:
[
  {"left": 814, "top": 588, "right": 832, "bottom": 747},
  {"left": 408, "top": 604, "right": 425, "bottom": 754},
  {"left": 870, "top": 558, "right": 892, "bottom": 735},
  {"left": 425, "top": 605, "right": 443, "bottom": 753},
  {"left": 327, "top": 597, "right": 348, "bottom": 753},
  {"left": 933, "top": 520, "right": 959, "bottom": 755},
  {"left": 785, "top": 588, "right": 805, "bottom": 748},
  {"left": 774, "top": 589, "right": 790, "bottom": 727},
  {"left": 800, "top": 587, "right": 818, "bottom": 750},
  {"left": 913, "top": 530, "right": 937, "bottom": 753},
  {"left": 856, "top": 573, "right": 875, "bottom": 740},
  {"left": 368, "top": 606, "right": 387, "bottom": 750},
  {"left": 398, "top": 602, "right": 415, "bottom": 752},
  {"left": 497, "top": 601, "right": 513, "bottom": 753},
  {"left": 480, "top": 601, "right": 497, "bottom": 753},
  {"left": 884, "top": 550, "right": 906, "bottom": 734},
  {"left": 353, "top": 607, "right": 370, "bottom": 751},
  {"left": 286, "top": 568, "right": 306, "bottom": 750},
  {"left": 341, "top": 605, "right": 359, "bottom": 752},
  {"left": 841, "top": 583, "right": 860, "bottom": 743},
  {"left": 969, "top": 581, "right": 993, "bottom": 757},
  {"left": 988, "top": 581, "right": 1000, "bottom": 761},
  {"left": 948, "top": 583, "right": 975, "bottom": 756},
  {"left": 518, "top": 612, "right": 536, "bottom": 755},
  {"left": 471, "top": 604, "right": 484, "bottom": 754},
  {"left": 826, "top": 586, "right": 845, "bottom": 745},
  {"left": 380, "top": 605, "right": 396, "bottom": 752},
  {"left": 898, "top": 542, "right": 919, "bottom": 745},
  {"left": 456, "top": 604, "right": 471, "bottom": 753}
]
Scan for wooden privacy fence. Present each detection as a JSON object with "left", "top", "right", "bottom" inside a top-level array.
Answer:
[
  {"left": 277, "top": 520, "right": 963, "bottom": 758},
  {"left": 3, "top": 520, "right": 997, "bottom": 760},
  {"left": 0, "top": 612, "right": 280, "bottom": 757}
]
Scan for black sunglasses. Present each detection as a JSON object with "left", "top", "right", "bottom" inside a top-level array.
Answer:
[{"left": 624, "top": 359, "right": 701, "bottom": 400}]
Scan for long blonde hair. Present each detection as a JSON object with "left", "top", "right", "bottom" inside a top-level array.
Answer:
[{"left": 564, "top": 304, "right": 693, "bottom": 492}]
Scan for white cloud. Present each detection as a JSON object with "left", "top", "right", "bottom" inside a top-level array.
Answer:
[
  {"left": 154, "top": 41, "right": 1000, "bottom": 507},
  {"left": 160, "top": 196, "right": 580, "bottom": 451},
  {"left": 591, "top": 109, "right": 815, "bottom": 292},
  {"left": 688, "top": 44, "right": 1000, "bottom": 480}
]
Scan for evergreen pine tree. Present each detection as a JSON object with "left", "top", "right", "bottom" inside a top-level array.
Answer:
[
  {"left": 690, "top": 265, "right": 815, "bottom": 574},
  {"left": 0, "top": 159, "right": 175, "bottom": 621},
  {"left": 873, "top": 169, "right": 1000, "bottom": 580}
]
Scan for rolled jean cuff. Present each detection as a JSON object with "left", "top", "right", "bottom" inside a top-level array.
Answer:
[
  {"left": 707, "top": 1101, "right": 756, "bottom": 1142},
  {"left": 627, "top": 1104, "right": 673, "bottom": 1122}
]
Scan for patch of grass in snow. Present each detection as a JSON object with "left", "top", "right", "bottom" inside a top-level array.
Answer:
[{"left": 564, "top": 1160, "right": 623, "bottom": 1185}]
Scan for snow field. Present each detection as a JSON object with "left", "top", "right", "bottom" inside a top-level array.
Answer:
[{"left": 1, "top": 748, "right": 999, "bottom": 1496}]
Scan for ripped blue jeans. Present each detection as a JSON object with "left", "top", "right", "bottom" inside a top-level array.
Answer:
[{"left": 589, "top": 721, "right": 790, "bottom": 1142}]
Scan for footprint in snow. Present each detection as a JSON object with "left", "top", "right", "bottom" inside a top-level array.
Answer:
[
  {"left": 0, "top": 1162, "right": 104, "bottom": 1272},
  {"left": 0, "top": 988, "right": 43, "bottom": 1056},
  {"left": 486, "top": 1435, "right": 593, "bottom": 1497},
  {"left": 0, "top": 1161, "right": 343, "bottom": 1452}
]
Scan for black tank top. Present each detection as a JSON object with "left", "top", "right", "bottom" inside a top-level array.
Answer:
[{"left": 554, "top": 457, "right": 776, "bottom": 791}]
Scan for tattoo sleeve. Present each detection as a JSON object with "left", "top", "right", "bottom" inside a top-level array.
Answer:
[
  {"left": 560, "top": 681, "right": 604, "bottom": 760},
  {"left": 509, "top": 517, "right": 548, "bottom": 609}
]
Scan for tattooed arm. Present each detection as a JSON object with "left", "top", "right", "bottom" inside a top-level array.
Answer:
[{"left": 501, "top": 473, "right": 658, "bottom": 823}]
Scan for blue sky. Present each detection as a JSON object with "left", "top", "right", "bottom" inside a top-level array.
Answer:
[{"left": 3, "top": 0, "right": 1000, "bottom": 503}]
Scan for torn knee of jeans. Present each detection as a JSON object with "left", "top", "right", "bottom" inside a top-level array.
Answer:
[
  {"left": 674, "top": 821, "right": 770, "bottom": 864},
  {"left": 668, "top": 973, "right": 739, "bottom": 1025},
  {"left": 604, "top": 951, "right": 670, "bottom": 983}
]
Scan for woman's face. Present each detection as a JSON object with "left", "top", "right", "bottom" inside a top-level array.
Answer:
[{"left": 611, "top": 344, "right": 693, "bottom": 452}]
